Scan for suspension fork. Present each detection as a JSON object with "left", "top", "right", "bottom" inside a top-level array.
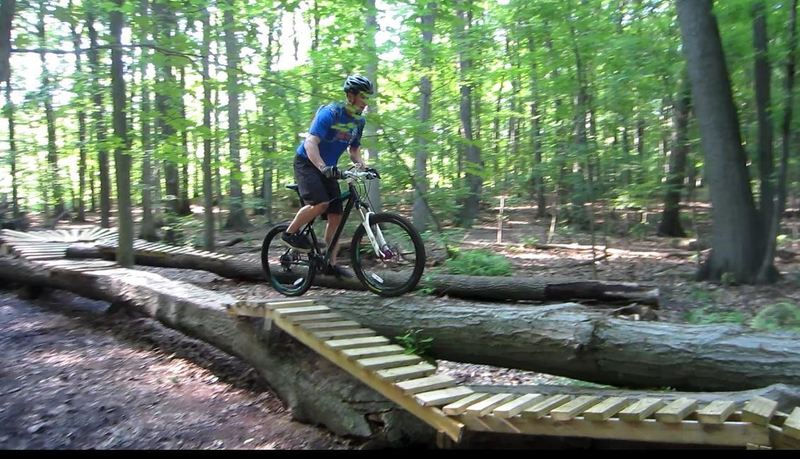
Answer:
[{"left": 358, "top": 207, "right": 387, "bottom": 256}]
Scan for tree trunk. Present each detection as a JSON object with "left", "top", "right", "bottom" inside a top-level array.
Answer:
[
  {"left": 657, "top": 73, "right": 690, "bottom": 237},
  {"left": 527, "top": 34, "right": 546, "bottom": 218},
  {"left": 68, "top": 3, "right": 87, "bottom": 222},
  {"left": 677, "top": 0, "right": 774, "bottom": 284},
  {"left": 38, "top": 3, "right": 65, "bottom": 218},
  {"left": 413, "top": 2, "right": 435, "bottom": 233},
  {"left": 0, "top": 0, "right": 14, "bottom": 84},
  {"left": 138, "top": 0, "right": 157, "bottom": 241},
  {"left": 759, "top": 0, "right": 798, "bottom": 283},
  {"left": 86, "top": 13, "right": 111, "bottom": 228},
  {"left": 110, "top": 0, "right": 133, "bottom": 268},
  {"left": 364, "top": 0, "right": 381, "bottom": 213},
  {"left": 178, "top": 66, "right": 191, "bottom": 216},
  {"left": 4, "top": 78, "right": 18, "bottom": 218},
  {"left": 201, "top": 7, "right": 215, "bottom": 252},
  {"left": 753, "top": 1, "right": 775, "bottom": 232},
  {"left": 66, "top": 242, "right": 660, "bottom": 306},
  {"left": 456, "top": 2, "right": 482, "bottom": 228},
  {"left": 222, "top": 0, "right": 250, "bottom": 231},
  {"left": 20, "top": 248, "right": 800, "bottom": 393}
]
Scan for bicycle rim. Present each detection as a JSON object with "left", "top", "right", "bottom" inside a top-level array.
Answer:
[
  {"left": 351, "top": 214, "right": 426, "bottom": 297},
  {"left": 261, "top": 223, "right": 315, "bottom": 296}
]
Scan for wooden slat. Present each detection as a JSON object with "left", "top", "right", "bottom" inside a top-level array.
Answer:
[
  {"left": 415, "top": 386, "right": 474, "bottom": 407},
  {"left": 443, "top": 393, "right": 492, "bottom": 416},
  {"left": 582, "top": 397, "right": 633, "bottom": 422},
  {"left": 262, "top": 299, "right": 317, "bottom": 309},
  {"left": 375, "top": 363, "right": 436, "bottom": 382},
  {"left": 550, "top": 395, "right": 601, "bottom": 421},
  {"left": 326, "top": 336, "right": 390, "bottom": 350},
  {"left": 395, "top": 375, "right": 457, "bottom": 395},
  {"left": 274, "top": 305, "right": 330, "bottom": 316},
  {"left": 465, "top": 393, "right": 515, "bottom": 417},
  {"left": 655, "top": 398, "right": 697, "bottom": 424},
  {"left": 493, "top": 393, "right": 546, "bottom": 419},
  {"left": 696, "top": 400, "right": 738, "bottom": 425},
  {"left": 521, "top": 394, "right": 572, "bottom": 419},
  {"left": 618, "top": 398, "right": 665, "bottom": 422},
  {"left": 742, "top": 396, "right": 779, "bottom": 426},
  {"left": 341, "top": 345, "right": 405, "bottom": 360},
  {"left": 783, "top": 407, "right": 800, "bottom": 440},
  {"left": 287, "top": 312, "right": 342, "bottom": 323},
  {"left": 356, "top": 353, "right": 421, "bottom": 370},
  {"left": 301, "top": 320, "right": 361, "bottom": 331},
  {"left": 313, "top": 328, "right": 375, "bottom": 340}
]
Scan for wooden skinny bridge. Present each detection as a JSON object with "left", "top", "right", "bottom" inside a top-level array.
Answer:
[{"left": 2, "top": 227, "right": 800, "bottom": 449}]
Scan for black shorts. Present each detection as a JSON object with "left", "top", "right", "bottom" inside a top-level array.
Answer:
[{"left": 294, "top": 155, "right": 343, "bottom": 215}]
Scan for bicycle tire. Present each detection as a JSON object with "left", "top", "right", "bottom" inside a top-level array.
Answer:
[
  {"left": 350, "top": 213, "right": 426, "bottom": 297},
  {"left": 261, "top": 222, "right": 316, "bottom": 296}
]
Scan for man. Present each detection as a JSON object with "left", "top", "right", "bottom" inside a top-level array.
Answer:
[{"left": 281, "top": 74, "right": 374, "bottom": 277}]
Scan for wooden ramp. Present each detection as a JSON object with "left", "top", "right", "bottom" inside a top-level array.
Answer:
[{"left": 3, "top": 227, "right": 800, "bottom": 448}]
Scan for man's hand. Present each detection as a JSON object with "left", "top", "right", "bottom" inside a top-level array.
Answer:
[
  {"left": 321, "top": 165, "right": 340, "bottom": 179},
  {"left": 353, "top": 160, "right": 365, "bottom": 170}
]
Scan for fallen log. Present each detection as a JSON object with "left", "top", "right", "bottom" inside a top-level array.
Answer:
[
  {"left": 317, "top": 295, "right": 800, "bottom": 392},
  {"left": 0, "top": 256, "right": 435, "bottom": 447},
  {"left": 65, "top": 243, "right": 660, "bottom": 305}
]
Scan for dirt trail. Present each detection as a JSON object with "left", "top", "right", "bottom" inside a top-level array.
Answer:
[{"left": 0, "top": 289, "right": 355, "bottom": 450}]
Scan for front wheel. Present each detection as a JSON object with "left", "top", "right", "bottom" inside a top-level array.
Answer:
[
  {"left": 351, "top": 213, "right": 426, "bottom": 297},
  {"left": 261, "top": 222, "right": 316, "bottom": 296}
]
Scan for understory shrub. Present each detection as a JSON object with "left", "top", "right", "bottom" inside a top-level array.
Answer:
[{"left": 443, "top": 249, "right": 512, "bottom": 277}]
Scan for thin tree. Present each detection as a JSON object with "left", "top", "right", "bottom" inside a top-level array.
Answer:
[
  {"left": 68, "top": 0, "right": 88, "bottom": 222},
  {"left": 412, "top": 1, "right": 436, "bottom": 233},
  {"left": 110, "top": 0, "right": 133, "bottom": 267},
  {"left": 138, "top": 0, "right": 157, "bottom": 240},
  {"left": 222, "top": 0, "right": 250, "bottom": 231},
  {"left": 86, "top": 8, "right": 111, "bottom": 227},
  {"left": 656, "top": 73, "right": 690, "bottom": 237},
  {"left": 201, "top": 6, "right": 214, "bottom": 251}
]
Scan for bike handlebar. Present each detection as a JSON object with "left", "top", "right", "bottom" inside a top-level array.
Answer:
[{"left": 341, "top": 167, "right": 381, "bottom": 180}]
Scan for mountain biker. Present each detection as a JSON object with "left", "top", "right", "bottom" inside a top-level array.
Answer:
[{"left": 281, "top": 74, "right": 374, "bottom": 277}]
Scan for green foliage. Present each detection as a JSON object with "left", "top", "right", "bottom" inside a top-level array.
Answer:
[
  {"left": 750, "top": 302, "right": 800, "bottom": 333},
  {"left": 684, "top": 306, "right": 746, "bottom": 326},
  {"left": 162, "top": 213, "right": 203, "bottom": 247},
  {"left": 394, "top": 329, "right": 435, "bottom": 364},
  {"left": 443, "top": 249, "right": 512, "bottom": 277},
  {"left": 521, "top": 235, "right": 539, "bottom": 248}
]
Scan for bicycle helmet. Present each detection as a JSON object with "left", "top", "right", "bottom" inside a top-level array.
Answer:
[{"left": 343, "top": 75, "right": 374, "bottom": 95}]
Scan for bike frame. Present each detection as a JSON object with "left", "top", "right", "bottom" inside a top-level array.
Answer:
[{"left": 298, "top": 172, "right": 387, "bottom": 267}]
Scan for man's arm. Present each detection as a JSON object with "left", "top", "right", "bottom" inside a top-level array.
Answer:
[
  {"left": 349, "top": 145, "right": 365, "bottom": 169},
  {"left": 304, "top": 135, "right": 326, "bottom": 171}
]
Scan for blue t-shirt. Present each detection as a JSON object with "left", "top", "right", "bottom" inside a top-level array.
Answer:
[{"left": 296, "top": 103, "right": 365, "bottom": 166}]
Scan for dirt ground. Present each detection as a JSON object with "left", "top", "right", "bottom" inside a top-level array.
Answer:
[{"left": 3, "top": 204, "right": 800, "bottom": 449}]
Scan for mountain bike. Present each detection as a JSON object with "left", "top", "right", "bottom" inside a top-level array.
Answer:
[{"left": 261, "top": 166, "right": 426, "bottom": 297}]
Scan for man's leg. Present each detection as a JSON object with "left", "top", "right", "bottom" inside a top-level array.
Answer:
[
  {"left": 325, "top": 212, "right": 342, "bottom": 265},
  {"left": 287, "top": 202, "right": 328, "bottom": 234}
]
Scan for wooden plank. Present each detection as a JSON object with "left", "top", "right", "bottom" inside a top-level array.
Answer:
[
  {"left": 583, "top": 397, "right": 633, "bottom": 422},
  {"left": 521, "top": 394, "right": 572, "bottom": 419},
  {"left": 783, "top": 407, "right": 800, "bottom": 440},
  {"left": 313, "top": 328, "right": 375, "bottom": 340},
  {"left": 465, "top": 393, "right": 515, "bottom": 417},
  {"left": 415, "top": 386, "right": 474, "bottom": 407},
  {"left": 326, "top": 336, "right": 390, "bottom": 350},
  {"left": 477, "top": 416, "right": 771, "bottom": 448},
  {"left": 356, "top": 353, "right": 422, "bottom": 370},
  {"left": 301, "top": 321, "right": 361, "bottom": 331},
  {"left": 341, "top": 345, "right": 405, "bottom": 360},
  {"left": 742, "top": 396, "right": 779, "bottom": 426},
  {"left": 551, "top": 395, "right": 601, "bottom": 421},
  {"left": 655, "top": 398, "right": 697, "bottom": 424},
  {"left": 274, "top": 305, "right": 330, "bottom": 316},
  {"left": 395, "top": 374, "right": 457, "bottom": 395},
  {"left": 375, "top": 363, "right": 437, "bottom": 382},
  {"left": 493, "top": 393, "right": 546, "bottom": 419},
  {"left": 618, "top": 398, "right": 666, "bottom": 422},
  {"left": 696, "top": 400, "right": 738, "bottom": 425},
  {"left": 287, "top": 312, "right": 342, "bottom": 323},
  {"left": 443, "top": 393, "right": 492, "bottom": 416},
  {"left": 261, "top": 299, "right": 316, "bottom": 309},
  {"left": 266, "top": 309, "right": 464, "bottom": 443}
]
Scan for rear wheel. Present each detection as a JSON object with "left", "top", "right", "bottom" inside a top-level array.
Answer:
[
  {"left": 261, "top": 222, "right": 315, "bottom": 296},
  {"left": 351, "top": 213, "right": 426, "bottom": 297}
]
